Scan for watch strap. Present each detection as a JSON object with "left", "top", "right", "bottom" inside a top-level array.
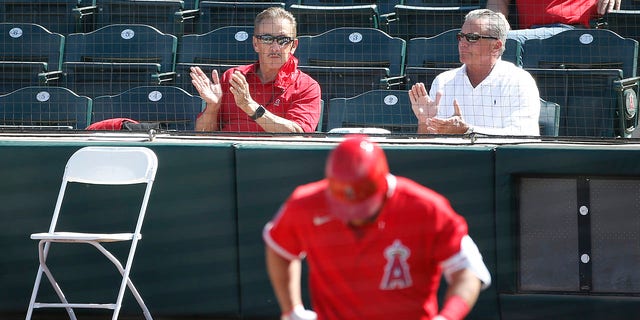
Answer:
[{"left": 250, "top": 105, "right": 266, "bottom": 120}]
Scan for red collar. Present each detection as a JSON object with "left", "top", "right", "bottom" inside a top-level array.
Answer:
[{"left": 238, "top": 55, "right": 299, "bottom": 90}]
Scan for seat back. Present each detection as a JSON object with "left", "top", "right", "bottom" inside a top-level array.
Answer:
[
  {"left": 63, "top": 24, "right": 176, "bottom": 73},
  {"left": 603, "top": 10, "right": 640, "bottom": 76},
  {"left": 0, "top": 23, "right": 65, "bottom": 94},
  {"left": 65, "top": 146, "right": 158, "bottom": 185},
  {"left": 289, "top": 3, "right": 379, "bottom": 36},
  {"left": 176, "top": 26, "right": 255, "bottom": 94},
  {"left": 521, "top": 29, "right": 638, "bottom": 77},
  {"left": 522, "top": 29, "right": 640, "bottom": 137},
  {"left": 528, "top": 68, "right": 639, "bottom": 137},
  {"left": 62, "top": 24, "right": 178, "bottom": 97},
  {"left": 296, "top": 27, "right": 406, "bottom": 119},
  {"left": 296, "top": 27, "right": 406, "bottom": 76},
  {"left": 621, "top": 0, "right": 640, "bottom": 9},
  {"left": 0, "top": 23, "right": 64, "bottom": 71},
  {"left": 0, "top": 86, "right": 92, "bottom": 129},
  {"left": 95, "top": 0, "right": 189, "bottom": 36},
  {"left": 387, "top": 4, "right": 479, "bottom": 41},
  {"left": 539, "top": 98, "right": 560, "bottom": 137},
  {"left": 0, "top": 0, "right": 96, "bottom": 35},
  {"left": 91, "top": 85, "right": 204, "bottom": 131},
  {"left": 327, "top": 89, "right": 417, "bottom": 133},
  {"left": 290, "top": 0, "right": 387, "bottom": 15},
  {"left": 195, "top": 1, "right": 285, "bottom": 34}
]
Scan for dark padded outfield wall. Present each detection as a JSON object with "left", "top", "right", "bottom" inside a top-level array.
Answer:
[
  {"left": 384, "top": 145, "right": 497, "bottom": 320},
  {"left": 495, "top": 144, "right": 640, "bottom": 320},
  {"left": 0, "top": 142, "right": 239, "bottom": 318},
  {"left": 234, "top": 142, "right": 331, "bottom": 318},
  {"left": 234, "top": 142, "right": 497, "bottom": 319}
]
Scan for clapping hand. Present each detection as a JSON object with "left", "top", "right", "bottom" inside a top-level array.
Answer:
[
  {"left": 425, "top": 100, "right": 470, "bottom": 134},
  {"left": 409, "top": 82, "right": 440, "bottom": 122},
  {"left": 190, "top": 66, "right": 223, "bottom": 107}
]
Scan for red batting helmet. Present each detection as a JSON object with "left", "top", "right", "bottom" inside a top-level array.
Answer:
[{"left": 325, "top": 135, "right": 389, "bottom": 222}]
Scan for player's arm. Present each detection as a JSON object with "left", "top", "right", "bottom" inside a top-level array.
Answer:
[
  {"left": 435, "top": 269, "right": 482, "bottom": 320},
  {"left": 266, "top": 246, "right": 303, "bottom": 314},
  {"left": 266, "top": 246, "right": 316, "bottom": 320},
  {"left": 436, "top": 235, "right": 492, "bottom": 320}
]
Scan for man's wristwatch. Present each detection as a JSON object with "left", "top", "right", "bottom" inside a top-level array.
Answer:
[{"left": 250, "top": 105, "right": 266, "bottom": 120}]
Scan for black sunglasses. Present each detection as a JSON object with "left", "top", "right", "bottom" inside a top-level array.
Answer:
[
  {"left": 254, "top": 34, "right": 294, "bottom": 46},
  {"left": 456, "top": 32, "right": 499, "bottom": 43}
]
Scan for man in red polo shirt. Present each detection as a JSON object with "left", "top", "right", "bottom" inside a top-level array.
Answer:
[
  {"left": 487, "top": 0, "right": 622, "bottom": 43},
  {"left": 488, "top": 0, "right": 621, "bottom": 29},
  {"left": 190, "top": 7, "right": 321, "bottom": 133}
]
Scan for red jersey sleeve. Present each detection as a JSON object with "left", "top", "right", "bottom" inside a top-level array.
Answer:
[
  {"left": 264, "top": 201, "right": 304, "bottom": 261},
  {"left": 431, "top": 195, "right": 469, "bottom": 263},
  {"left": 283, "top": 72, "right": 322, "bottom": 133}
]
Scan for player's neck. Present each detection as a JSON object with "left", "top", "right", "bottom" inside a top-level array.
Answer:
[{"left": 347, "top": 207, "right": 383, "bottom": 227}]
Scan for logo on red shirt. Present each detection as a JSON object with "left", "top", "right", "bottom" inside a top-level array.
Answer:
[{"left": 380, "top": 240, "right": 412, "bottom": 290}]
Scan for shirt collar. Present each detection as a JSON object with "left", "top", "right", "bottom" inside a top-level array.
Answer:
[
  {"left": 241, "top": 55, "right": 300, "bottom": 90},
  {"left": 274, "top": 55, "right": 299, "bottom": 89}
]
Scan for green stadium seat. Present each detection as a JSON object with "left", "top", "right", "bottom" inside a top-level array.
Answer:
[
  {"left": 384, "top": 3, "right": 479, "bottom": 41},
  {"left": 94, "top": 0, "right": 200, "bottom": 36},
  {"left": 62, "top": 24, "right": 178, "bottom": 98},
  {"left": 0, "top": 0, "right": 97, "bottom": 35},
  {"left": 295, "top": 27, "right": 406, "bottom": 130},
  {"left": 91, "top": 85, "right": 204, "bottom": 131},
  {"left": 0, "top": 23, "right": 65, "bottom": 94},
  {"left": 288, "top": 3, "right": 379, "bottom": 36},
  {"left": 603, "top": 10, "right": 640, "bottom": 76},
  {"left": 327, "top": 89, "right": 417, "bottom": 133},
  {"left": 621, "top": 0, "right": 640, "bottom": 9},
  {"left": 0, "top": 86, "right": 91, "bottom": 130},
  {"left": 522, "top": 29, "right": 637, "bottom": 78},
  {"left": 194, "top": 1, "right": 285, "bottom": 34},
  {"left": 522, "top": 29, "right": 640, "bottom": 137},
  {"left": 296, "top": 27, "right": 406, "bottom": 100}
]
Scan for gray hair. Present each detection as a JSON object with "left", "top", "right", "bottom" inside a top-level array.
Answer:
[
  {"left": 465, "top": 9, "right": 510, "bottom": 54},
  {"left": 255, "top": 7, "right": 298, "bottom": 38}
]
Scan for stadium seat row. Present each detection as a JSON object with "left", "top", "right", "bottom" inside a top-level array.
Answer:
[
  {"left": 1, "top": 21, "right": 638, "bottom": 137},
  {"left": 0, "top": 85, "right": 560, "bottom": 138},
  {"left": 0, "top": 0, "right": 487, "bottom": 39},
  {"left": 0, "top": 85, "right": 204, "bottom": 131}
]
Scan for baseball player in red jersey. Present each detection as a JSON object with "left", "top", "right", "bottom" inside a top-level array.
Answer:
[{"left": 263, "top": 135, "right": 491, "bottom": 320}]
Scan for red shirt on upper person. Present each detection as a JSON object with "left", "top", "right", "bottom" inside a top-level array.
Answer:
[
  {"left": 205, "top": 55, "right": 321, "bottom": 132},
  {"left": 516, "top": 0, "right": 599, "bottom": 28}
]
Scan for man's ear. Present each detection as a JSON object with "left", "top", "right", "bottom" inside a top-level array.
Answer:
[
  {"left": 252, "top": 36, "right": 260, "bottom": 53},
  {"left": 290, "top": 38, "right": 298, "bottom": 54},
  {"left": 494, "top": 39, "right": 504, "bottom": 54}
]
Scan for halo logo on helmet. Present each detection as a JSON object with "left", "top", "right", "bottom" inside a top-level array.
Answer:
[
  {"left": 344, "top": 186, "right": 355, "bottom": 201},
  {"left": 325, "top": 135, "right": 389, "bottom": 222}
]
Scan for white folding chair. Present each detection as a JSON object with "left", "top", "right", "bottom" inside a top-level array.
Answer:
[{"left": 25, "top": 146, "right": 158, "bottom": 320}]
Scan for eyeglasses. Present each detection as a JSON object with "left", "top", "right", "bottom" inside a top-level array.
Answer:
[
  {"left": 456, "top": 32, "right": 499, "bottom": 43},
  {"left": 254, "top": 34, "right": 294, "bottom": 46}
]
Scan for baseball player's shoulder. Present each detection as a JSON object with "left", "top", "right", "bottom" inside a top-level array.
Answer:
[
  {"left": 392, "top": 176, "right": 456, "bottom": 218},
  {"left": 288, "top": 179, "right": 328, "bottom": 203},
  {"left": 394, "top": 176, "right": 447, "bottom": 200}
]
